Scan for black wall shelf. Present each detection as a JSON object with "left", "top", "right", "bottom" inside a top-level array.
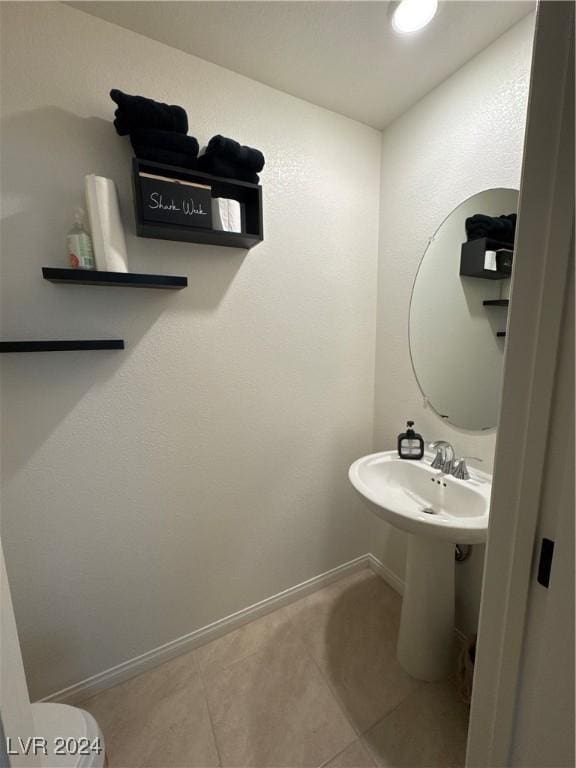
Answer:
[
  {"left": 0, "top": 340, "right": 125, "bottom": 353},
  {"left": 460, "top": 238, "right": 512, "bottom": 280},
  {"left": 43, "top": 267, "right": 187, "bottom": 289},
  {"left": 496, "top": 332, "right": 507, "bottom": 338},
  {"left": 483, "top": 299, "right": 510, "bottom": 307},
  {"left": 132, "top": 158, "right": 263, "bottom": 250}
]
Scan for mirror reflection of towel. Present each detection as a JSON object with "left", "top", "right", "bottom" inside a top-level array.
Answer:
[{"left": 465, "top": 213, "right": 516, "bottom": 244}]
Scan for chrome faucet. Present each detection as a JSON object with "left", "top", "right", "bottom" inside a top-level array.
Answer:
[{"left": 429, "top": 441, "right": 455, "bottom": 474}]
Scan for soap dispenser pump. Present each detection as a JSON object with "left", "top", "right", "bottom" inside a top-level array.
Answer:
[{"left": 397, "top": 420, "right": 424, "bottom": 460}]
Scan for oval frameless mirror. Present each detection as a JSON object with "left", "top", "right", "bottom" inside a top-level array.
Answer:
[{"left": 409, "top": 188, "right": 519, "bottom": 431}]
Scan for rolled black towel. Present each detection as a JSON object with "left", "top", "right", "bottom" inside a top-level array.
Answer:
[
  {"left": 130, "top": 132, "right": 198, "bottom": 170},
  {"left": 465, "top": 213, "right": 517, "bottom": 244},
  {"left": 203, "top": 135, "right": 265, "bottom": 173},
  {"left": 130, "top": 144, "right": 198, "bottom": 170},
  {"left": 130, "top": 129, "right": 199, "bottom": 159},
  {"left": 110, "top": 89, "right": 188, "bottom": 136},
  {"left": 196, "top": 153, "right": 259, "bottom": 184}
]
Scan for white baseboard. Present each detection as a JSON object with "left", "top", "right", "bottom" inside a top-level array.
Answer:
[
  {"left": 365, "top": 552, "right": 405, "bottom": 595},
  {"left": 42, "top": 552, "right": 402, "bottom": 706}
]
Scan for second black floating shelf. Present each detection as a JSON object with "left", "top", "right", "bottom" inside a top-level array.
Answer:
[
  {"left": 0, "top": 340, "right": 125, "bottom": 353},
  {"left": 483, "top": 299, "right": 509, "bottom": 307},
  {"left": 43, "top": 267, "right": 187, "bottom": 289}
]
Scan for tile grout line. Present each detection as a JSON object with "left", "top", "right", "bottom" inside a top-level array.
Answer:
[
  {"left": 357, "top": 683, "right": 425, "bottom": 766},
  {"left": 360, "top": 678, "right": 427, "bottom": 738},
  {"left": 358, "top": 677, "right": 469, "bottom": 768},
  {"left": 272, "top": 597, "right": 364, "bottom": 763},
  {"left": 196, "top": 603, "right": 359, "bottom": 768},
  {"left": 192, "top": 651, "right": 224, "bottom": 768},
  {"left": 281, "top": 603, "right": 364, "bottom": 750},
  {"left": 359, "top": 732, "right": 383, "bottom": 768},
  {"left": 283, "top": 572, "right": 431, "bottom": 767},
  {"left": 194, "top": 608, "right": 297, "bottom": 682},
  {"left": 193, "top": 575, "right": 373, "bottom": 767},
  {"left": 284, "top": 573, "right": 417, "bottom": 744},
  {"left": 301, "top": 650, "right": 358, "bottom": 766},
  {"left": 317, "top": 738, "right": 361, "bottom": 768},
  {"left": 196, "top": 644, "right": 269, "bottom": 681}
]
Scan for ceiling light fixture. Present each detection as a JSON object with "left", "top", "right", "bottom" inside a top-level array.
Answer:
[{"left": 391, "top": 0, "right": 438, "bottom": 34}]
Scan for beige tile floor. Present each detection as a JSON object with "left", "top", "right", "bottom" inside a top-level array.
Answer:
[{"left": 81, "top": 569, "right": 469, "bottom": 768}]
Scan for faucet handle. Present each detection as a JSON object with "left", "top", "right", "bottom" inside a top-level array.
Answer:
[
  {"left": 428, "top": 442, "right": 446, "bottom": 470},
  {"left": 428, "top": 441, "right": 455, "bottom": 472},
  {"left": 452, "top": 456, "right": 482, "bottom": 480}
]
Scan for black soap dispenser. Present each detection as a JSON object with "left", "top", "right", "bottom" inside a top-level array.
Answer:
[{"left": 397, "top": 420, "right": 425, "bottom": 460}]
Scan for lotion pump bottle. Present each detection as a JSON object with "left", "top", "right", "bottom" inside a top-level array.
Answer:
[
  {"left": 397, "top": 420, "right": 424, "bottom": 460},
  {"left": 67, "top": 207, "right": 96, "bottom": 270}
]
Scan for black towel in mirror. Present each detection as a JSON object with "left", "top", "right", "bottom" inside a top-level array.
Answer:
[{"left": 465, "top": 213, "right": 517, "bottom": 245}]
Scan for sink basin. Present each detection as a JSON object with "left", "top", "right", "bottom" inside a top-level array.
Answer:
[
  {"left": 349, "top": 450, "right": 492, "bottom": 682},
  {"left": 349, "top": 451, "right": 490, "bottom": 544}
]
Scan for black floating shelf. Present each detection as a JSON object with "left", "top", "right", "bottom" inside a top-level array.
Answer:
[
  {"left": 0, "top": 340, "right": 125, "bottom": 353},
  {"left": 460, "top": 238, "right": 512, "bottom": 280},
  {"left": 483, "top": 299, "right": 510, "bottom": 307},
  {"left": 135, "top": 224, "right": 262, "bottom": 250},
  {"left": 497, "top": 332, "right": 507, "bottom": 338},
  {"left": 42, "top": 267, "right": 187, "bottom": 289},
  {"left": 132, "top": 158, "right": 263, "bottom": 250}
]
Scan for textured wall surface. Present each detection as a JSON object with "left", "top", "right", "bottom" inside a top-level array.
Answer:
[
  {"left": 373, "top": 15, "right": 535, "bottom": 635},
  {"left": 0, "top": 2, "right": 381, "bottom": 699}
]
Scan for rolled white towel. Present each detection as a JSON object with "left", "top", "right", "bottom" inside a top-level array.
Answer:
[
  {"left": 84, "top": 174, "right": 129, "bottom": 272},
  {"left": 211, "top": 197, "right": 242, "bottom": 234}
]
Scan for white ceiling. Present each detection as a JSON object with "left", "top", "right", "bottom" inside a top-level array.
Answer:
[{"left": 70, "top": 1, "right": 534, "bottom": 129}]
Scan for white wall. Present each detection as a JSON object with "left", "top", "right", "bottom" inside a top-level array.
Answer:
[
  {"left": 373, "top": 15, "right": 535, "bottom": 635},
  {"left": 0, "top": 2, "right": 381, "bottom": 700}
]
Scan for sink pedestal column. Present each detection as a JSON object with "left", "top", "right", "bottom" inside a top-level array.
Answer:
[{"left": 397, "top": 535, "right": 455, "bottom": 681}]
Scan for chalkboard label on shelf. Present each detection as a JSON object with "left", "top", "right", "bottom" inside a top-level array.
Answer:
[{"left": 138, "top": 172, "right": 213, "bottom": 229}]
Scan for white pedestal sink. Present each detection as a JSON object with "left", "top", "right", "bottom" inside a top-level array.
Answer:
[{"left": 349, "top": 451, "right": 491, "bottom": 681}]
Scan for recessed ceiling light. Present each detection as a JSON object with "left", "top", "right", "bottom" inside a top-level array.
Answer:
[{"left": 392, "top": 0, "right": 438, "bottom": 34}]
